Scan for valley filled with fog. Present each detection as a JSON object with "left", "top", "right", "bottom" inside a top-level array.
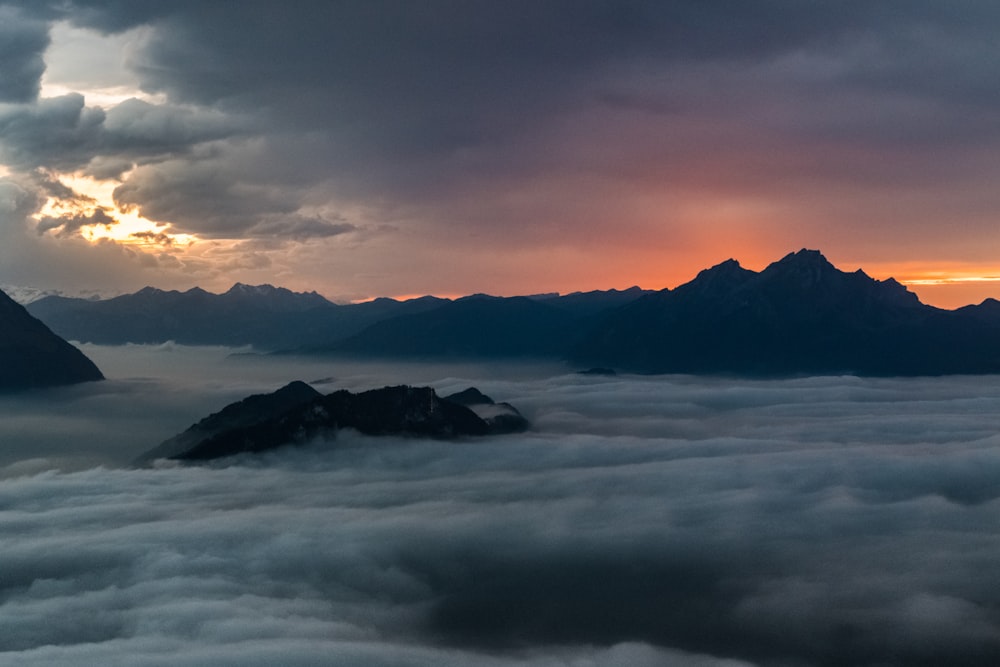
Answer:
[{"left": 3, "top": 345, "right": 1000, "bottom": 665}]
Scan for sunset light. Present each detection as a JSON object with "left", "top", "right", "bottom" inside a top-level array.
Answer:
[{"left": 34, "top": 173, "right": 197, "bottom": 248}]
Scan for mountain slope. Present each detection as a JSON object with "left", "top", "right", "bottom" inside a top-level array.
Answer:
[{"left": 0, "top": 289, "right": 104, "bottom": 390}]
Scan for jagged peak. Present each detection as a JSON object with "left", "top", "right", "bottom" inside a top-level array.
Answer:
[
  {"left": 458, "top": 293, "right": 503, "bottom": 302},
  {"left": 226, "top": 282, "right": 281, "bottom": 294},
  {"left": 758, "top": 249, "right": 845, "bottom": 289},
  {"left": 706, "top": 258, "right": 744, "bottom": 273}
]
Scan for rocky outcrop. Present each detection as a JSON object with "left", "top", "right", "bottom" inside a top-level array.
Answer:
[
  {"left": 135, "top": 380, "right": 323, "bottom": 463},
  {"left": 0, "top": 288, "right": 103, "bottom": 391},
  {"left": 140, "top": 382, "right": 528, "bottom": 463},
  {"left": 443, "top": 387, "right": 531, "bottom": 434}
]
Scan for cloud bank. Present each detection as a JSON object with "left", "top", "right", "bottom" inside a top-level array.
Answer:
[{"left": 2, "top": 348, "right": 1000, "bottom": 665}]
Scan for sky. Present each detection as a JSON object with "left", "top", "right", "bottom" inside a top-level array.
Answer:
[
  {"left": 4, "top": 348, "right": 1000, "bottom": 665},
  {"left": 1, "top": 1, "right": 1000, "bottom": 307}
]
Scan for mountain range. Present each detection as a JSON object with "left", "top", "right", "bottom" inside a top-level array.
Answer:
[
  {"left": 23, "top": 250, "right": 1000, "bottom": 376},
  {"left": 27, "top": 282, "right": 649, "bottom": 356},
  {"left": 25, "top": 283, "right": 449, "bottom": 350}
]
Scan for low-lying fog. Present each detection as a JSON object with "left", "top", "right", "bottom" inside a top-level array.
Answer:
[{"left": 3, "top": 345, "right": 1000, "bottom": 665}]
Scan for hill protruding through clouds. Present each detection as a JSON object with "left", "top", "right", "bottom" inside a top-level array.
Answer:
[
  {"left": 138, "top": 381, "right": 529, "bottom": 463},
  {"left": 0, "top": 288, "right": 103, "bottom": 390}
]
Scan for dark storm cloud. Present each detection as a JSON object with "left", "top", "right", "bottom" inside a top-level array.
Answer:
[
  {"left": 0, "top": 6, "right": 48, "bottom": 103},
  {"left": 0, "top": 95, "right": 104, "bottom": 172},
  {"left": 3, "top": 347, "right": 1000, "bottom": 665},
  {"left": 0, "top": 94, "right": 240, "bottom": 175}
]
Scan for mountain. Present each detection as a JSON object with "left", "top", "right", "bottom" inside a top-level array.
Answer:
[
  {"left": 572, "top": 249, "right": 1000, "bottom": 375},
  {"left": 135, "top": 380, "right": 323, "bottom": 464},
  {"left": 531, "top": 286, "right": 653, "bottom": 317},
  {"left": 315, "top": 295, "right": 582, "bottom": 359},
  {"left": 26, "top": 281, "right": 651, "bottom": 356},
  {"left": 140, "top": 382, "right": 528, "bottom": 462},
  {"left": 23, "top": 251, "right": 1000, "bottom": 375},
  {"left": 0, "top": 288, "right": 104, "bottom": 390},
  {"left": 27, "top": 284, "right": 446, "bottom": 350}
]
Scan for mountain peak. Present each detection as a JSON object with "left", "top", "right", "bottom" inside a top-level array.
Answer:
[
  {"left": 226, "top": 282, "right": 280, "bottom": 295},
  {"left": 759, "top": 248, "right": 842, "bottom": 288},
  {"left": 770, "top": 248, "right": 835, "bottom": 270}
]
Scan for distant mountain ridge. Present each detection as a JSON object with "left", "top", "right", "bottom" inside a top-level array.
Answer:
[
  {"left": 27, "top": 282, "right": 651, "bottom": 354},
  {"left": 23, "top": 250, "right": 1000, "bottom": 375},
  {"left": 27, "top": 284, "right": 448, "bottom": 350},
  {"left": 0, "top": 288, "right": 104, "bottom": 390}
]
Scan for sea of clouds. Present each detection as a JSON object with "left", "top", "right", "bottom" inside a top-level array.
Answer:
[{"left": 2, "top": 346, "right": 1000, "bottom": 665}]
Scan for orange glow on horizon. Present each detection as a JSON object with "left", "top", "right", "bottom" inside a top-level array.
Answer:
[{"left": 350, "top": 293, "right": 467, "bottom": 304}]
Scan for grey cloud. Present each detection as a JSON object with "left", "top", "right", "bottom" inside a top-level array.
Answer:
[
  {"left": 3, "top": 348, "right": 1000, "bottom": 664},
  {"left": 248, "top": 216, "right": 357, "bottom": 241},
  {"left": 0, "top": 94, "right": 244, "bottom": 176},
  {"left": 0, "top": 174, "right": 44, "bottom": 222},
  {"left": 101, "top": 98, "right": 241, "bottom": 158},
  {"left": 110, "top": 145, "right": 333, "bottom": 238},
  {"left": 0, "top": 94, "right": 104, "bottom": 171},
  {"left": 0, "top": 6, "right": 49, "bottom": 103},
  {"left": 110, "top": 156, "right": 278, "bottom": 232}
]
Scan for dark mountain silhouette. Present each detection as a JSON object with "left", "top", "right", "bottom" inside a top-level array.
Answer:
[
  {"left": 572, "top": 249, "right": 1000, "bottom": 375},
  {"left": 27, "top": 284, "right": 446, "bottom": 350},
  {"left": 26, "top": 281, "right": 650, "bottom": 357},
  {"left": 135, "top": 380, "right": 323, "bottom": 463},
  {"left": 0, "top": 288, "right": 103, "bottom": 390},
  {"left": 532, "top": 286, "right": 653, "bottom": 317},
  {"left": 22, "top": 250, "right": 1000, "bottom": 375},
  {"left": 140, "top": 382, "right": 528, "bottom": 462},
  {"left": 314, "top": 295, "right": 583, "bottom": 358}
]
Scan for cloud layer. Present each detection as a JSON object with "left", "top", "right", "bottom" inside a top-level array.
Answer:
[{"left": 2, "top": 347, "right": 1000, "bottom": 665}]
